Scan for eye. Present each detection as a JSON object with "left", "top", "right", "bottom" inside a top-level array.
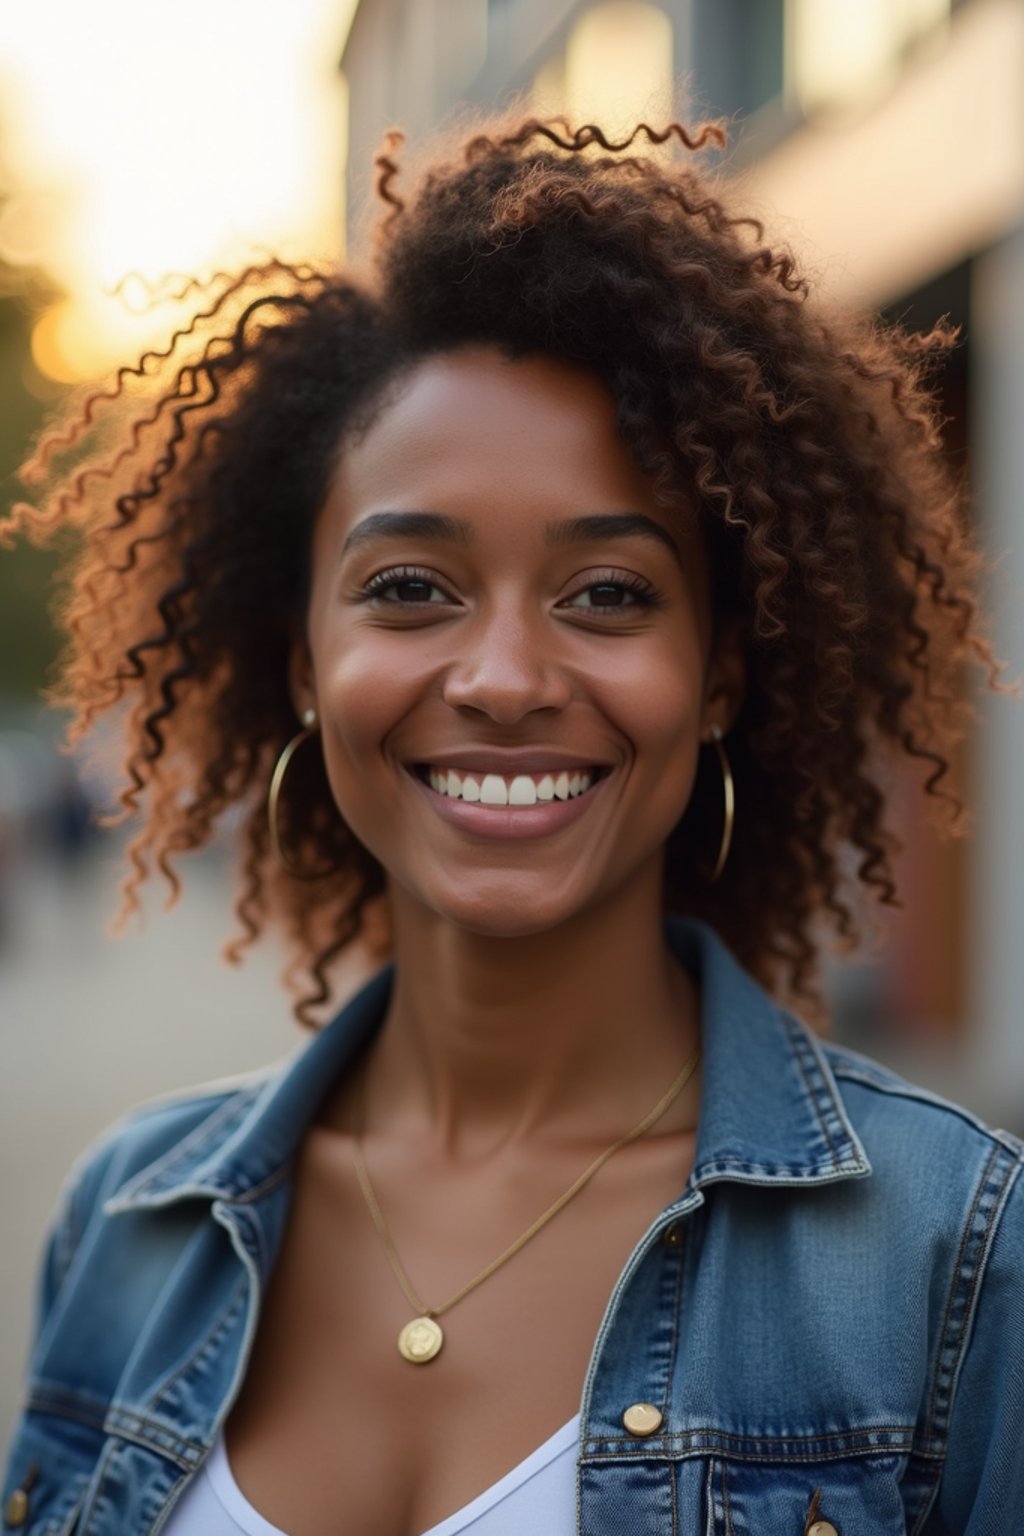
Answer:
[
  {"left": 357, "top": 565, "right": 454, "bottom": 606},
  {"left": 562, "top": 573, "right": 664, "bottom": 614}
]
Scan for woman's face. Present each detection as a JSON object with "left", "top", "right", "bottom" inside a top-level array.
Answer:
[{"left": 293, "top": 347, "right": 743, "bottom": 937}]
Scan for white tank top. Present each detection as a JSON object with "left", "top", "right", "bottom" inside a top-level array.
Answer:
[{"left": 162, "top": 1414, "right": 581, "bottom": 1535}]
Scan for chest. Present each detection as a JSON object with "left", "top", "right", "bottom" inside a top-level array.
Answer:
[
  {"left": 8, "top": 1169, "right": 947, "bottom": 1536},
  {"left": 222, "top": 1125, "right": 697, "bottom": 1536}
]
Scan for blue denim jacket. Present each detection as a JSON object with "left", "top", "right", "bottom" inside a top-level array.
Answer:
[{"left": 4, "top": 916, "right": 1023, "bottom": 1535}]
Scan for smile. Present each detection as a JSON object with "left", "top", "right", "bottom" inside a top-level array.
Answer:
[{"left": 414, "top": 765, "right": 607, "bottom": 806}]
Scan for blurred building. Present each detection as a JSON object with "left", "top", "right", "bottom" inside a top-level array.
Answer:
[{"left": 339, "top": 0, "right": 1024, "bottom": 1128}]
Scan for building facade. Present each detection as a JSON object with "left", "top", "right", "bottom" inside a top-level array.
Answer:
[{"left": 338, "top": 0, "right": 1024, "bottom": 1129}]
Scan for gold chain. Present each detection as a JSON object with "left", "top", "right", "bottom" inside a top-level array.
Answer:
[{"left": 351, "top": 1042, "right": 702, "bottom": 1335}]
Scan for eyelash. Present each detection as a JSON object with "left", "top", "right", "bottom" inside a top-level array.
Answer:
[{"left": 355, "top": 565, "right": 665, "bottom": 615}]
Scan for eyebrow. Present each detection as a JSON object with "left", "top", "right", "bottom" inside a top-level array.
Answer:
[
  {"left": 340, "top": 510, "right": 683, "bottom": 566},
  {"left": 549, "top": 513, "right": 682, "bottom": 566}
]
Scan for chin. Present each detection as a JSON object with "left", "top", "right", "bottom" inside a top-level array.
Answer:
[
  {"left": 450, "top": 912, "right": 566, "bottom": 941},
  {"left": 416, "top": 882, "right": 586, "bottom": 940}
]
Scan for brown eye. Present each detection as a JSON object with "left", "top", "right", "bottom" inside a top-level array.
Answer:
[
  {"left": 564, "top": 576, "right": 663, "bottom": 613},
  {"left": 586, "top": 584, "right": 631, "bottom": 607},
  {"left": 389, "top": 579, "right": 435, "bottom": 603},
  {"left": 359, "top": 566, "right": 454, "bottom": 605}
]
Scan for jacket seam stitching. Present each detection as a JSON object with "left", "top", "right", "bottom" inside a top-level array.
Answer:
[
  {"left": 111, "top": 1091, "right": 261, "bottom": 1200},
  {"left": 100, "top": 1420, "right": 199, "bottom": 1473},
  {"left": 908, "top": 1462, "right": 946, "bottom": 1536},
  {"left": 659, "top": 1229, "right": 687, "bottom": 1420},
  {"left": 783, "top": 1016, "right": 843, "bottom": 1168},
  {"left": 921, "top": 1141, "right": 1012, "bottom": 1447},
  {"left": 921, "top": 1161, "right": 982, "bottom": 1449},
  {"left": 101, "top": 1410, "right": 208, "bottom": 1460},
  {"left": 828, "top": 1065, "right": 1024, "bottom": 1151},
  {"left": 78, "top": 1434, "right": 118, "bottom": 1536},
  {"left": 112, "top": 1125, "right": 294, "bottom": 1211},
  {"left": 227, "top": 1160, "right": 294, "bottom": 1205},
  {"left": 23, "top": 1391, "right": 108, "bottom": 1432},
  {"left": 585, "top": 1422, "right": 918, "bottom": 1444},
  {"left": 581, "top": 1444, "right": 928, "bottom": 1465}
]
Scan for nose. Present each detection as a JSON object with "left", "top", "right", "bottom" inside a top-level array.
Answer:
[{"left": 439, "top": 604, "right": 574, "bottom": 724}]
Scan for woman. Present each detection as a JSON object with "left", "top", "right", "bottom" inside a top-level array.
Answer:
[{"left": 2, "top": 117, "right": 1021, "bottom": 1535}]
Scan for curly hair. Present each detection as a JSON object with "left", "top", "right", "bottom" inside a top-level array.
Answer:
[{"left": 3, "top": 116, "right": 1003, "bottom": 1027}]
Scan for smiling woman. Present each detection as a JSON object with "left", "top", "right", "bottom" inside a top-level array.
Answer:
[
  {"left": 2, "top": 116, "right": 1022, "bottom": 1535},
  {"left": 294, "top": 347, "right": 739, "bottom": 934}
]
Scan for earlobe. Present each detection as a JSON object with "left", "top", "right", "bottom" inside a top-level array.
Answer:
[
  {"left": 702, "top": 616, "right": 747, "bottom": 738},
  {"left": 287, "top": 635, "right": 318, "bottom": 724}
]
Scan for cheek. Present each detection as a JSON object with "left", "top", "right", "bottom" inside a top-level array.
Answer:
[
  {"left": 601, "top": 626, "right": 704, "bottom": 746},
  {"left": 314, "top": 629, "right": 423, "bottom": 811},
  {"left": 593, "top": 634, "right": 706, "bottom": 813}
]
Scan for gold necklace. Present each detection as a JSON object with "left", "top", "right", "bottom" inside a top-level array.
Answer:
[{"left": 350, "top": 1042, "right": 702, "bottom": 1363}]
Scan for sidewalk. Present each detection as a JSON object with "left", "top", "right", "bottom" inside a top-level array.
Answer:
[{"left": 0, "top": 838, "right": 321, "bottom": 1451}]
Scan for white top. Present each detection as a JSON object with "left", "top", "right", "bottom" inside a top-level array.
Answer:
[{"left": 162, "top": 1414, "right": 581, "bottom": 1535}]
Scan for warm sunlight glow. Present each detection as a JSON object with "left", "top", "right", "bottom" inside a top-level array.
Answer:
[
  {"left": 564, "top": 2, "right": 674, "bottom": 141},
  {"left": 2, "top": 0, "right": 353, "bottom": 380},
  {"left": 786, "top": 0, "right": 951, "bottom": 116}
]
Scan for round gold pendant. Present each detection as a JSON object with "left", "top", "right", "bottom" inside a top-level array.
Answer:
[{"left": 398, "top": 1315, "right": 444, "bottom": 1363}]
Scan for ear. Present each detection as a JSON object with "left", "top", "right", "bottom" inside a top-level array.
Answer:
[
  {"left": 701, "top": 614, "right": 747, "bottom": 740},
  {"left": 287, "top": 631, "right": 318, "bottom": 724}
]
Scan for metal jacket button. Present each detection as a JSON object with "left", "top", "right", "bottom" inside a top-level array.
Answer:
[
  {"left": 4, "top": 1462, "right": 38, "bottom": 1528},
  {"left": 807, "top": 1523, "right": 839, "bottom": 1536},
  {"left": 622, "top": 1402, "right": 663, "bottom": 1436},
  {"left": 4, "top": 1488, "right": 29, "bottom": 1527}
]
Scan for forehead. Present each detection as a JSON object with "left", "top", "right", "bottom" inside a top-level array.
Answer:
[{"left": 329, "top": 347, "right": 688, "bottom": 540}]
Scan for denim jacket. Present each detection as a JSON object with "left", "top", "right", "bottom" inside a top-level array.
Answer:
[{"left": 4, "top": 916, "right": 1023, "bottom": 1535}]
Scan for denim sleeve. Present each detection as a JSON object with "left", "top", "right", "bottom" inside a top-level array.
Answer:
[{"left": 924, "top": 1149, "right": 1024, "bottom": 1530}]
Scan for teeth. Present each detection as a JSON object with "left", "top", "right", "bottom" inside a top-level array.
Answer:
[
  {"left": 508, "top": 776, "right": 537, "bottom": 806},
  {"left": 423, "top": 767, "right": 597, "bottom": 806},
  {"left": 480, "top": 774, "right": 508, "bottom": 806}
]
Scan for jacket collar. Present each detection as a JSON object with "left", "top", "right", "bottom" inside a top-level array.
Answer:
[
  {"left": 675, "top": 917, "right": 871, "bottom": 1188},
  {"left": 105, "top": 915, "right": 869, "bottom": 1216}
]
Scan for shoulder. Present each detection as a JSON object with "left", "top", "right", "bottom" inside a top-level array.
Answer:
[
  {"left": 820, "top": 1034, "right": 1023, "bottom": 1166},
  {"left": 814, "top": 1041, "right": 1024, "bottom": 1508},
  {"left": 44, "top": 1064, "right": 283, "bottom": 1298},
  {"left": 817, "top": 1033, "right": 1024, "bottom": 1272},
  {"left": 71, "top": 1062, "right": 277, "bottom": 1182}
]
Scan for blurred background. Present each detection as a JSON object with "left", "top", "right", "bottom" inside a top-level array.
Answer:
[{"left": 1, "top": 0, "right": 1022, "bottom": 1447}]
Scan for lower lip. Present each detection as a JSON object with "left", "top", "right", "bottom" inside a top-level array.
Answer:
[{"left": 405, "top": 768, "right": 611, "bottom": 841}]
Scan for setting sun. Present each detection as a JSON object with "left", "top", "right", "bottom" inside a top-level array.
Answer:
[{"left": 1, "top": 0, "right": 351, "bottom": 381}]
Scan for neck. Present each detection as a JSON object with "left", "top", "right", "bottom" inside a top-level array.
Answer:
[{"left": 352, "top": 872, "right": 701, "bottom": 1160}]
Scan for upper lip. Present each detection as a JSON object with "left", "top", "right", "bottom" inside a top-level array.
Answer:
[{"left": 410, "top": 751, "right": 612, "bottom": 774}]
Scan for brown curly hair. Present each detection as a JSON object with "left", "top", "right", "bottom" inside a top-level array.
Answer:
[{"left": 2, "top": 116, "right": 1003, "bottom": 1027}]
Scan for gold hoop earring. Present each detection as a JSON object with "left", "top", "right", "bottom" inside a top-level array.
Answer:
[
  {"left": 706, "top": 722, "right": 735, "bottom": 884},
  {"left": 267, "top": 708, "right": 337, "bottom": 880}
]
